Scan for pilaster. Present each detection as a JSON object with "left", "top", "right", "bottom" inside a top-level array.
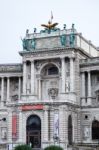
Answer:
[
  {"left": 23, "top": 61, "right": 27, "bottom": 94},
  {"left": 7, "top": 77, "right": 10, "bottom": 102},
  {"left": 61, "top": 57, "right": 66, "bottom": 93},
  {"left": 31, "top": 60, "right": 35, "bottom": 94},
  {"left": 18, "top": 77, "right": 21, "bottom": 100},
  {"left": 1, "top": 77, "right": 4, "bottom": 107},
  {"left": 70, "top": 58, "right": 74, "bottom": 92},
  {"left": 8, "top": 110, "right": 12, "bottom": 143},
  {"left": 38, "top": 78, "right": 41, "bottom": 100},
  {"left": 18, "top": 110, "right": 23, "bottom": 142},
  {"left": 81, "top": 72, "right": 86, "bottom": 105},
  {"left": 87, "top": 71, "right": 91, "bottom": 105},
  {"left": 43, "top": 106, "right": 49, "bottom": 141}
]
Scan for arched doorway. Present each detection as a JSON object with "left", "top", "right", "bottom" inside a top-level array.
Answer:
[
  {"left": 92, "top": 120, "right": 99, "bottom": 140},
  {"left": 68, "top": 115, "right": 73, "bottom": 145},
  {"left": 26, "top": 115, "right": 41, "bottom": 148}
]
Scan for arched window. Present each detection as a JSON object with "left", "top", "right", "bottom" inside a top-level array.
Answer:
[
  {"left": 41, "top": 64, "right": 59, "bottom": 76},
  {"left": 92, "top": 120, "right": 99, "bottom": 140},
  {"left": 48, "top": 66, "right": 58, "bottom": 75},
  {"left": 68, "top": 115, "right": 73, "bottom": 145}
]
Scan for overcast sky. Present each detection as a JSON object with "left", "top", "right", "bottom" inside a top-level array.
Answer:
[{"left": 0, "top": 0, "right": 99, "bottom": 63}]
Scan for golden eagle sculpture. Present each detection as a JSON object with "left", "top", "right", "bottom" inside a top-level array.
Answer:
[{"left": 41, "top": 21, "right": 58, "bottom": 30}]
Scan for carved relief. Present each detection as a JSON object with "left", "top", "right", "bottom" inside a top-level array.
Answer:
[
  {"left": 65, "top": 80, "right": 70, "bottom": 92},
  {"left": 83, "top": 126, "right": 90, "bottom": 139},
  {"left": 1, "top": 127, "right": 7, "bottom": 139},
  {"left": 11, "top": 95, "right": 18, "bottom": 101},
  {"left": 48, "top": 88, "right": 58, "bottom": 99},
  {"left": 11, "top": 79, "right": 19, "bottom": 101},
  {"left": 0, "top": 65, "right": 22, "bottom": 72}
]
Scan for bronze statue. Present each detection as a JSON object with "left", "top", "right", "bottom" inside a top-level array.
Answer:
[{"left": 41, "top": 21, "right": 58, "bottom": 30}]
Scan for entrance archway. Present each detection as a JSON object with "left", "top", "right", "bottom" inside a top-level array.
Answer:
[
  {"left": 26, "top": 115, "right": 41, "bottom": 148},
  {"left": 92, "top": 120, "right": 99, "bottom": 140}
]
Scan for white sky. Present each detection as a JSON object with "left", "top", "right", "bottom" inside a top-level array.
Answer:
[{"left": 0, "top": 0, "right": 99, "bottom": 63}]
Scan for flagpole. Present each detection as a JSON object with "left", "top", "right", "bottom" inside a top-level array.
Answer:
[{"left": 51, "top": 11, "right": 53, "bottom": 23}]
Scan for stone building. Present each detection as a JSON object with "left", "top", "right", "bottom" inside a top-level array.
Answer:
[{"left": 0, "top": 22, "right": 99, "bottom": 150}]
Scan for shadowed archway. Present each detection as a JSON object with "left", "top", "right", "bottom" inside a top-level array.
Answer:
[
  {"left": 92, "top": 120, "right": 99, "bottom": 140},
  {"left": 26, "top": 115, "right": 41, "bottom": 148}
]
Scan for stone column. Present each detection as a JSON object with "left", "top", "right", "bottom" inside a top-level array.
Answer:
[
  {"left": 87, "top": 71, "right": 91, "bottom": 105},
  {"left": 50, "top": 109, "right": 54, "bottom": 141},
  {"left": 72, "top": 113, "right": 78, "bottom": 143},
  {"left": 31, "top": 60, "right": 35, "bottom": 94},
  {"left": 44, "top": 107, "right": 49, "bottom": 141},
  {"left": 70, "top": 58, "right": 74, "bottom": 92},
  {"left": 18, "top": 77, "right": 21, "bottom": 99},
  {"left": 59, "top": 106, "right": 66, "bottom": 149},
  {"left": 65, "top": 111, "right": 68, "bottom": 144},
  {"left": 1, "top": 77, "right": 4, "bottom": 107},
  {"left": 7, "top": 77, "right": 10, "bottom": 102},
  {"left": 38, "top": 78, "right": 41, "bottom": 100},
  {"left": 61, "top": 57, "right": 66, "bottom": 93},
  {"left": 8, "top": 110, "right": 12, "bottom": 143},
  {"left": 81, "top": 72, "right": 86, "bottom": 105},
  {"left": 88, "top": 71, "right": 91, "bottom": 97},
  {"left": 23, "top": 61, "right": 27, "bottom": 94},
  {"left": 81, "top": 72, "right": 85, "bottom": 97},
  {"left": 59, "top": 106, "right": 65, "bottom": 142},
  {"left": 18, "top": 110, "right": 23, "bottom": 142}
]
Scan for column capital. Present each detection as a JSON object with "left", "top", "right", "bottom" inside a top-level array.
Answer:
[
  {"left": 60, "top": 56, "right": 65, "bottom": 60},
  {"left": 7, "top": 76, "right": 10, "bottom": 79},
  {"left": 44, "top": 105, "right": 49, "bottom": 111},
  {"left": 23, "top": 60, "right": 27, "bottom": 64},
  {"left": 81, "top": 71, "right": 85, "bottom": 74},
  {"left": 70, "top": 57, "right": 74, "bottom": 61},
  {"left": 30, "top": 60, "right": 34, "bottom": 63},
  {"left": 87, "top": 70, "right": 91, "bottom": 73}
]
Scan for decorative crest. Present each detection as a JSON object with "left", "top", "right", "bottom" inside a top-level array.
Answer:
[{"left": 41, "top": 12, "right": 58, "bottom": 30}]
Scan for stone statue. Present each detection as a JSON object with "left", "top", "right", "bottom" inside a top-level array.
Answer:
[
  {"left": 60, "top": 34, "right": 66, "bottom": 46},
  {"left": 21, "top": 38, "right": 28, "bottom": 50},
  {"left": 63, "top": 24, "right": 66, "bottom": 30},
  {"left": 31, "top": 38, "right": 36, "bottom": 49},
  {"left": 26, "top": 29, "right": 29, "bottom": 36},
  {"left": 69, "top": 23, "right": 75, "bottom": 47},
  {"left": 84, "top": 127, "right": 89, "bottom": 138},
  {"left": 34, "top": 28, "right": 37, "bottom": 33},
  {"left": 65, "top": 81, "right": 70, "bottom": 92}
]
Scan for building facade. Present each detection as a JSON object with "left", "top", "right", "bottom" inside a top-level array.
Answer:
[{"left": 0, "top": 22, "right": 99, "bottom": 150}]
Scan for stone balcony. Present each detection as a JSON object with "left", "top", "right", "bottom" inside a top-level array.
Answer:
[
  {"left": 81, "top": 97, "right": 99, "bottom": 107},
  {"left": 17, "top": 92, "right": 77, "bottom": 105},
  {"left": 80, "top": 57, "right": 99, "bottom": 65}
]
